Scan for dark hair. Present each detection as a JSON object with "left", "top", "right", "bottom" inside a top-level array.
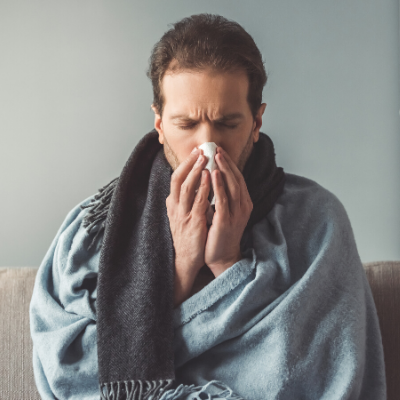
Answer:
[{"left": 147, "top": 13, "right": 268, "bottom": 119}]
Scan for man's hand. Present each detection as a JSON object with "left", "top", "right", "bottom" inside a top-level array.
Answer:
[
  {"left": 166, "top": 148, "right": 211, "bottom": 307},
  {"left": 205, "top": 147, "right": 253, "bottom": 277}
]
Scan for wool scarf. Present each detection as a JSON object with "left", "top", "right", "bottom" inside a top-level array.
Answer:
[{"left": 81, "top": 129, "right": 286, "bottom": 400}]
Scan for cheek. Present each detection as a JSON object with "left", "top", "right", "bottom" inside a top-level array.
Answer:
[
  {"left": 219, "top": 140, "right": 245, "bottom": 165},
  {"left": 165, "top": 133, "right": 198, "bottom": 163}
]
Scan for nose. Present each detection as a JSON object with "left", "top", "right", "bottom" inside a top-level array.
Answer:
[{"left": 197, "top": 122, "right": 222, "bottom": 147}]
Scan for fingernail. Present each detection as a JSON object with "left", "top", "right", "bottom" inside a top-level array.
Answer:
[
  {"left": 191, "top": 147, "right": 198, "bottom": 154},
  {"left": 196, "top": 155, "right": 203, "bottom": 165}
]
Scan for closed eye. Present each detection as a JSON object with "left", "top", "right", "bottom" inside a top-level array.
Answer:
[
  {"left": 217, "top": 123, "right": 238, "bottom": 129},
  {"left": 178, "top": 123, "right": 238, "bottom": 130},
  {"left": 179, "top": 124, "right": 197, "bottom": 130}
]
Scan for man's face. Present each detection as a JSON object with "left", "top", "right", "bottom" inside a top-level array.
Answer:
[{"left": 152, "top": 67, "right": 266, "bottom": 172}]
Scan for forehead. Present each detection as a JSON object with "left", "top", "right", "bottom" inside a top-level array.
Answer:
[{"left": 161, "top": 68, "right": 250, "bottom": 117}]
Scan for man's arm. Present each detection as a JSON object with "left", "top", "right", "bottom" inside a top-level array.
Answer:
[{"left": 30, "top": 199, "right": 101, "bottom": 400}]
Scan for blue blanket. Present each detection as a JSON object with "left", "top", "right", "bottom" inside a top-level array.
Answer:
[{"left": 29, "top": 173, "right": 386, "bottom": 400}]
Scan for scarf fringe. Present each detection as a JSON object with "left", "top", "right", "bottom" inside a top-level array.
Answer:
[
  {"left": 100, "top": 379, "right": 174, "bottom": 400},
  {"left": 80, "top": 177, "right": 119, "bottom": 250},
  {"left": 160, "top": 380, "right": 245, "bottom": 400}
]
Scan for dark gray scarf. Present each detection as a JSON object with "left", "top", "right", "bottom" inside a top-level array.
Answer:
[{"left": 81, "top": 129, "right": 286, "bottom": 400}]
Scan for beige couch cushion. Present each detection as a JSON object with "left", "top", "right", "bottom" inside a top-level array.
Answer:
[
  {"left": 0, "top": 267, "right": 40, "bottom": 400},
  {"left": 1, "top": 262, "right": 399, "bottom": 399}
]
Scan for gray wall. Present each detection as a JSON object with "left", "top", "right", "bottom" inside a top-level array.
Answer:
[{"left": 1, "top": 0, "right": 399, "bottom": 266}]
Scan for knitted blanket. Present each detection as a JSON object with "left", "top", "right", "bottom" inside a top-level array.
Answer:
[
  {"left": 156, "top": 174, "right": 387, "bottom": 399},
  {"left": 29, "top": 151, "right": 386, "bottom": 400}
]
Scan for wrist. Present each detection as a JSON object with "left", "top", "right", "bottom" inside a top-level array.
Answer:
[
  {"left": 208, "top": 251, "right": 242, "bottom": 278},
  {"left": 173, "top": 262, "right": 201, "bottom": 307}
]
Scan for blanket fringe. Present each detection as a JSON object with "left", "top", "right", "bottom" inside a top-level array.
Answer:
[
  {"left": 159, "top": 380, "right": 245, "bottom": 400},
  {"left": 80, "top": 177, "right": 118, "bottom": 250},
  {"left": 100, "top": 379, "right": 174, "bottom": 400}
]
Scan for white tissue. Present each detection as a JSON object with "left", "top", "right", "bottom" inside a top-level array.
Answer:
[
  {"left": 198, "top": 142, "right": 218, "bottom": 225},
  {"left": 198, "top": 142, "right": 218, "bottom": 206}
]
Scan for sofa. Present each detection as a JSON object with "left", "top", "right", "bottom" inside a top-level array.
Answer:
[{"left": 0, "top": 262, "right": 399, "bottom": 400}]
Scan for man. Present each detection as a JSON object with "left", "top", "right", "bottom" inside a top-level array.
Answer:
[
  {"left": 152, "top": 63, "right": 266, "bottom": 306},
  {"left": 30, "top": 13, "right": 386, "bottom": 400}
]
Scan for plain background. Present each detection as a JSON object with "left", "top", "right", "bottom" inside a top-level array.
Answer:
[{"left": 1, "top": 0, "right": 399, "bottom": 266}]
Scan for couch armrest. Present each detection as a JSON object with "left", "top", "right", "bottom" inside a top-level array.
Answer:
[{"left": 364, "top": 260, "right": 400, "bottom": 400}]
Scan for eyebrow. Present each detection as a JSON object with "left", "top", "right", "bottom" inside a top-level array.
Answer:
[{"left": 170, "top": 112, "right": 245, "bottom": 123}]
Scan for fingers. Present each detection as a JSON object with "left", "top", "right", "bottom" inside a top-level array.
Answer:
[
  {"left": 179, "top": 154, "right": 209, "bottom": 215},
  {"left": 192, "top": 169, "right": 211, "bottom": 215},
  {"left": 215, "top": 147, "right": 243, "bottom": 189},
  {"left": 170, "top": 148, "right": 201, "bottom": 203},
  {"left": 211, "top": 169, "right": 230, "bottom": 220},
  {"left": 215, "top": 148, "right": 252, "bottom": 210},
  {"left": 213, "top": 152, "right": 240, "bottom": 215}
]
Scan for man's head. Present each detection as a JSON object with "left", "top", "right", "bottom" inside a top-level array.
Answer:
[{"left": 147, "top": 13, "right": 268, "bottom": 172}]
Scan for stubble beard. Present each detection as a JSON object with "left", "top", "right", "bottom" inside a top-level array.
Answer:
[{"left": 163, "top": 127, "right": 255, "bottom": 173}]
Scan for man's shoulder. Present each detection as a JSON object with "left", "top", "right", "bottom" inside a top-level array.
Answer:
[
  {"left": 61, "top": 193, "right": 98, "bottom": 233},
  {"left": 277, "top": 172, "right": 350, "bottom": 224},
  {"left": 269, "top": 173, "right": 360, "bottom": 275},
  {"left": 52, "top": 192, "right": 102, "bottom": 255}
]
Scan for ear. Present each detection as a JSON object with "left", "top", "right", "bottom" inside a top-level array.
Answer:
[
  {"left": 252, "top": 103, "right": 267, "bottom": 143},
  {"left": 151, "top": 104, "right": 164, "bottom": 145}
]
